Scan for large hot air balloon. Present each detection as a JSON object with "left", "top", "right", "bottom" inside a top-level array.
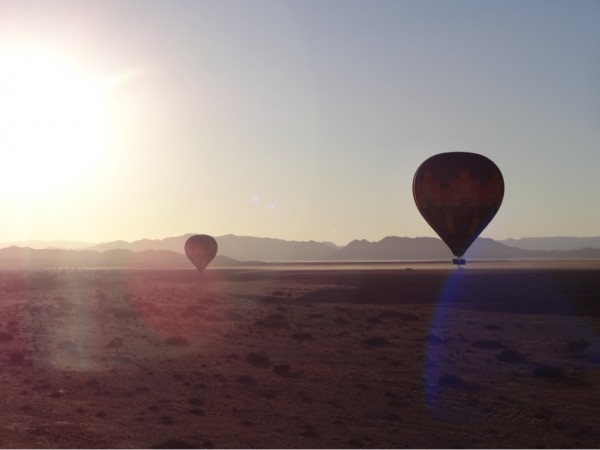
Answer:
[
  {"left": 413, "top": 152, "right": 504, "bottom": 266},
  {"left": 184, "top": 234, "right": 218, "bottom": 273}
]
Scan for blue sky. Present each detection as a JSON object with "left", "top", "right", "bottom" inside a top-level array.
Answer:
[{"left": 0, "top": 0, "right": 598, "bottom": 244}]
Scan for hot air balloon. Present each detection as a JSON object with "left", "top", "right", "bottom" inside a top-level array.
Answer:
[
  {"left": 184, "top": 234, "right": 218, "bottom": 273},
  {"left": 413, "top": 152, "right": 504, "bottom": 266}
]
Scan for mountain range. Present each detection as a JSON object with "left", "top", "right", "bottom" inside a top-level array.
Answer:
[
  {"left": 0, "top": 234, "right": 598, "bottom": 269},
  {"left": 499, "top": 236, "right": 600, "bottom": 252}
]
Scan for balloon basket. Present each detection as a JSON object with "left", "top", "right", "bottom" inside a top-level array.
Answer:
[{"left": 452, "top": 258, "right": 466, "bottom": 267}]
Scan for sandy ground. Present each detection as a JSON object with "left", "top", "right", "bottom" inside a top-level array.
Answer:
[{"left": 0, "top": 261, "right": 599, "bottom": 448}]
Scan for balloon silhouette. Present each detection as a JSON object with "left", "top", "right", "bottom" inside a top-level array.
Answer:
[
  {"left": 184, "top": 235, "right": 218, "bottom": 273},
  {"left": 413, "top": 152, "right": 504, "bottom": 265}
]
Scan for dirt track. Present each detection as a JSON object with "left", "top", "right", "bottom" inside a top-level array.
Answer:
[{"left": 0, "top": 262, "right": 599, "bottom": 448}]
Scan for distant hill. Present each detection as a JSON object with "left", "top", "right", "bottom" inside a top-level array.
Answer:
[
  {"left": 0, "top": 240, "right": 93, "bottom": 250},
  {"left": 329, "top": 236, "right": 600, "bottom": 261},
  {"left": 215, "top": 234, "right": 339, "bottom": 261},
  {"left": 464, "top": 238, "right": 531, "bottom": 259},
  {"left": 90, "top": 234, "right": 340, "bottom": 261},
  {"left": 330, "top": 236, "right": 448, "bottom": 260},
  {"left": 500, "top": 237, "right": 600, "bottom": 252},
  {"left": 90, "top": 235, "right": 194, "bottom": 253},
  {"left": 329, "top": 236, "right": 534, "bottom": 261},
  {"left": 0, "top": 235, "right": 598, "bottom": 269}
]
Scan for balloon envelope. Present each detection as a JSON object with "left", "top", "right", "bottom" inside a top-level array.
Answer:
[
  {"left": 185, "top": 235, "right": 218, "bottom": 273},
  {"left": 413, "top": 152, "right": 504, "bottom": 259}
]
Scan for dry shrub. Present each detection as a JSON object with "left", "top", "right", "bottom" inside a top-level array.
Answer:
[
  {"left": 439, "top": 373, "right": 479, "bottom": 390},
  {"left": 188, "top": 398, "right": 203, "bottom": 406},
  {"left": 110, "top": 308, "right": 137, "bottom": 320},
  {"left": 0, "top": 331, "right": 14, "bottom": 342},
  {"left": 347, "top": 438, "right": 365, "bottom": 448},
  {"left": 472, "top": 339, "right": 504, "bottom": 350},
  {"left": 160, "top": 415, "right": 175, "bottom": 425},
  {"left": 534, "top": 406, "right": 554, "bottom": 420},
  {"left": 297, "top": 390, "right": 313, "bottom": 402},
  {"left": 27, "top": 273, "right": 58, "bottom": 290},
  {"left": 496, "top": 349, "right": 526, "bottom": 363},
  {"left": 425, "top": 334, "right": 444, "bottom": 345},
  {"left": 152, "top": 438, "right": 198, "bottom": 448},
  {"left": 236, "top": 375, "right": 257, "bottom": 386},
  {"left": 363, "top": 336, "right": 391, "bottom": 348},
  {"left": 379, "top": 310, "right": 421, "bottom": 322},
  {"left": 106, "top": 337, "right": 124, "bottom": 352},
  {"left": 292, "top": 332, "right": 313, "bottom": 341},
  {"left": 273, "top": 364, "right": 291, "bottom": 376},
  {"left": 165, "top": 336, "right": 190, "bottom": 347},
  {"left": 8, "top": 351, "right": 25, "bottom": 365},
  {"left": 400, "top": 312, "right": 421, "bottom": 321},
  {"left": 532, "top": 364, "right": 564, "bottom": 380},
  {"left": 382, "top": 412, "right": 401, "bottom": 422},
  {"left": 58, "top": 340, "right": 78, "bottom": 351},
  {"left": 85, "top": 377, "right": 100, "bottom": 387},
  {"left": 246, "top": 352, "right": 270, "bottom": 367},
  {"left": 254, "top": 314, "right": 288, "bottom": 329},
  {"left": 566, "top": 338, "right": 591, "bottom": 353}
]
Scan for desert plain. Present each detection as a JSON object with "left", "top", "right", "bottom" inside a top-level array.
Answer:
[{"left": 0, "top": 261, "right": 599, "bottom": 448}]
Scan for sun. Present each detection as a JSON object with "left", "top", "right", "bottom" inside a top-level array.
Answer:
[{"left": 0, "top": 46, "right": 111, "bottom": 199}]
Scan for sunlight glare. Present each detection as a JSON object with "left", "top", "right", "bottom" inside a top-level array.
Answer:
[{"left": 0, "top": 47, "right": 111, "bottom": 199}]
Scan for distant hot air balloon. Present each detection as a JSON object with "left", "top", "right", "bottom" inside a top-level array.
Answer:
[
  {"left": 413, "top": 152, "right": 504, "bottom": 266},
  {"left": 184, "top": 235, "right": 218, "bottom": 273}
]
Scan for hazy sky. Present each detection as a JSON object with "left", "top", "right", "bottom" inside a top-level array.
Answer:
[{"left": 0, "top": 0, "right": 597, "bottom": 245}]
